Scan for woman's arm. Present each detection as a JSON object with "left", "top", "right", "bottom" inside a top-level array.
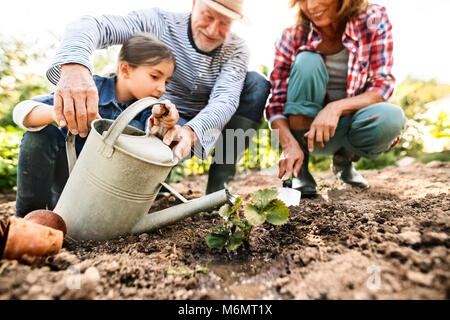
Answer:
[
  {"left": 305, "top": 91, "right": 383, "bottom": 151},
  {"left": 266, "top": 27, "right": 300, "bottom": 125},
  {"left": 330, "top": 91, "right": 384, "bottom": 116},
  {"left": 364, "top": 5, "right": 395, "bottom": 101},
  {"left": 271, "top": 118, "right": 304, "bottom": 181},
  {"left": 306, "top": 6, "right": 395, "bottom": 152}
]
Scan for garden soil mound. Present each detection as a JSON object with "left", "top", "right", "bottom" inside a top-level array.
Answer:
[{"left": 0, "top": 160, "right": 448, "bottom": 299}]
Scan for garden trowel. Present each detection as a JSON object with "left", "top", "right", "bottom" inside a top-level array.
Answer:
[{"left": 277, "top": 179, "right": 301, "bottom": 207}]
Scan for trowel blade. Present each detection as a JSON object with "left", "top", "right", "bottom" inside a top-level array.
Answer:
[{"left": 277, "top": 188, "right": 301, "bottom": 207}]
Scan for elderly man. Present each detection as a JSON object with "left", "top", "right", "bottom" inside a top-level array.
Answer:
[{"left": 48, "top": 0, "right": 271, "bottom": 194}]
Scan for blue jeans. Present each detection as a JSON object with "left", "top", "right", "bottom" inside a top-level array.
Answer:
[
  {"left": 178, "top": 71, "right": 271, "bottom": 161},
  {"left": 15, "top": 125, "right": 87, "bottom": 217},
  {"left": 178, "top": 71, "right": 270, "bottom": 126},
  {"left": 285, "top": 52, "right": 406, "bottom": 159},
  {"left": 205, "top": 72, "right": 271, "bottom": 193}
]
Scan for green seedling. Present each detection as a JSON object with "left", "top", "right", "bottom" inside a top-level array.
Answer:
[{"left": 206, "top": 189, "right": 290, "bottom": 251}]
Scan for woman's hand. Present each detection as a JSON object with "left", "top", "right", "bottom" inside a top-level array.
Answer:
[
  {"left": 271, "top": 118, "right": 305, "bottom": 181},
  {"left": 305, "top": 102, "right": 342, "bottom": 152},
  {"left": 150, "top": 100, "right": 179, "bottom": 135},
  {"left": 278, "top": 139, "right": 304, "bottom": 181}
]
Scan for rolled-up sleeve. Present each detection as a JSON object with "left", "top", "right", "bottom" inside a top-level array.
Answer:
[
  {"left": 365, "top": 7, "right": 395, "bottom": 101},
  {"left": 46, "top": 9, "right": 165, "bottom": 85},
  {"left": 13, "top": 94, "right": 55, "bottom": 131},
  {"left": 265, "top": 27, "right": 299, "bottom": 124},
  {"left": 186, "top": 40, "right": 249, "bottom": 159}
]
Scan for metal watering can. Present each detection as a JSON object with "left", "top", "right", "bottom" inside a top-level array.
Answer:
[{"left": 53, "top": 97, "right": 230, "bottom": 242}]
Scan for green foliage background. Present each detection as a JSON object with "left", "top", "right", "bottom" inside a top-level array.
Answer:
[{"left": 1, "top": 37, "right": 450, "bottom": 192}]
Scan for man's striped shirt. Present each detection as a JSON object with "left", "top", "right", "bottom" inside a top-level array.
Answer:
[{"left": 47, "top": 8, "right": 250, "bottom": 158}]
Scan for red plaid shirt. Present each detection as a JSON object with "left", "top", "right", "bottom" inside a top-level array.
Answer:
[{"left": 266, "top": 4, "right": 395, "bottom": 123}]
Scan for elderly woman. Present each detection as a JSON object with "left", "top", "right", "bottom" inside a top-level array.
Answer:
[{"left": 265, "top": 0, "right": 406, "bottom": 197}]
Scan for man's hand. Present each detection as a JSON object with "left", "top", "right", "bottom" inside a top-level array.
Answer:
[
  {"left": 54, "top": 63, "right": 99, "bottom": 137},
  {"left": 278, "top": 140, "right": 304, "bottom": 181},
  {"left": 305, "top": 102, "right": 342, "bottom": 152},
  {"left": 162, "top": 125, "right": 197, "bottom": 160}
]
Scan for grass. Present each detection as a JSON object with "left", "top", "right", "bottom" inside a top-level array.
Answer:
[{"left": 417, "top": 150, "right": 450, "bottom": 163}]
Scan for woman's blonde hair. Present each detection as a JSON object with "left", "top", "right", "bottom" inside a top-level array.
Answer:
[{"left": 289, "top": 0, "right": 368, "bottom": 29}]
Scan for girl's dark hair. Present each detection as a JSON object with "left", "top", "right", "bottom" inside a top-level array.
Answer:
[{"left": 118, "top": 33, "right": 176, "bottom": 69}]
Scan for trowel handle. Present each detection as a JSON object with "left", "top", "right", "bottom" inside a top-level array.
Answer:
[
  {"left": 66, "top": 132, "right": 77, "bottom": 175},
  {"left": 282, "top": 179, "right": 292, "bottom": 188},
  {"left": 154, "top": 125, "right": 169, "bottom": 140},
  {"left": 147, "top": 104, "right": 170, "bottom": 140}
]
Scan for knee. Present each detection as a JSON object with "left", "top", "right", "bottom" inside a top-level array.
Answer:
[
  {"left": 238, "top": 72, "right": 271, "bottom": 121},
  {"left": 291, "top": 51, "right": 327, "bottom": 80},
  {"left": 371, "top": 103, "right": 406, "bottom": 140},
  {"left": 242, "top": 71, "right": 271, "bottom": 102},
  {"left": 350, "top": 103, "right": 406, "bottom": 149},
  {"left": 20, "top": 125, "right": 63, "bottom": 155}
]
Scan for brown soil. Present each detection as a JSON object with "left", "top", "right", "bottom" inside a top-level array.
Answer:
[{"left": 0, "top": 160, "right": 449, "bottom": 300}]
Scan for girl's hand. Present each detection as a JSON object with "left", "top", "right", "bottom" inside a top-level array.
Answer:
[
  {"left": 150, "top": 100, "right": 179, "bottom": 135},
  {"left": 51, "top": 108, "right": 59, "bottom": 126},
  {"left": 305, "top": 102, "right": 342, "bottom": 152}
]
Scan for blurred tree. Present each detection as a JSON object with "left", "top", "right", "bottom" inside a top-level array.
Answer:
[
  {"left": 390, "top": 76, "right": 450, "bottom": 157},
  {"left": 429, "top": 111, "right": 450, "bottom": 139},
  {"left": 93, "top": 46, "right": 121, "bottom": 76},
  {"left": 0, "top": 36, "right": 52, "bottom": 127}
]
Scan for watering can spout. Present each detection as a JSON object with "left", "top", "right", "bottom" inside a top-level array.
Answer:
[{"left": 131, "top": 188, "right": 232, "bottom": 235}]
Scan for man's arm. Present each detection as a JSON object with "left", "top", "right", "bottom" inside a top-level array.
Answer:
[
  {"left": 185, "top": 39, "right": 250, "bottom": 159},
  {"left": 48, "top": 9, "right": 165, "bottom": 137}
]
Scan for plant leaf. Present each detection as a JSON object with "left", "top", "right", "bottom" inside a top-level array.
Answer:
[
  {"left": 218, "top": 204, "right": 232, "bottom": 219},
  {"left": 251, "top": 189, "right": 278, "bottom": 210},
  {"left": 230, "top": 217, "right": 249, "bottom": 230},
  {"left": 244, "top": 204, "right": 266, "bottom": 227},
  {"left": 230, "top": 197, "right": 243, "bottom": 216},
  {"left": 205, "top": 233, "right": 228, "bottom": 250},
  {"left": 225, "top": 231, "right": 245, "bottom": 251},
  {"left": 212, "top": 223, "right": 230, "bottom": 236},
  {"left": 264, "top": 199, "right": 290, "bottom": 225}
]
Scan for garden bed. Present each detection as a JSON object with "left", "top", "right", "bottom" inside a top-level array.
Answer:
[{"left": 0, "top": 161, "right": 449, "bottom": 299}]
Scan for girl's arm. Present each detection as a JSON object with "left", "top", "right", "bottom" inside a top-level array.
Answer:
[
  {"left": 23, "top": 104, "right": 56, "bottom": 128},
  {"left": 13, "top": 100, "right": 56, "bottom": 131}
]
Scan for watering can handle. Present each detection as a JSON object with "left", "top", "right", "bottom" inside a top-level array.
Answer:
[
  {"left": 101, "top": 97, "right": 165, "bottom": 157},
  {"left": 66, "top": 132, "right": 77, "bottom": 175},
  {"left": 65, "top": 97, "right": 165, "bottom": 173}
]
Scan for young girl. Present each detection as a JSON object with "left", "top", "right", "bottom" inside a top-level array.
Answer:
[{"left": 13, "top": 33, "right": 179, "bottom": 217}]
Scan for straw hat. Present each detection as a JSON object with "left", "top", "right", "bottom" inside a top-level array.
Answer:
[{"left": 200, "top": 0, "right": 249, "bottom": 23}]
